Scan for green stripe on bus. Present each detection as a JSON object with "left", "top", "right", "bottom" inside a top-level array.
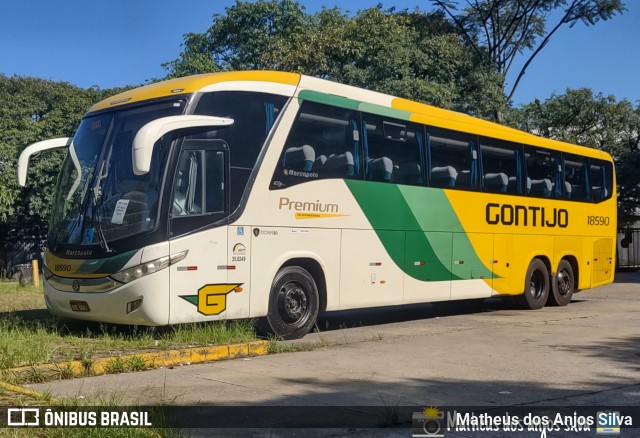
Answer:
[
  {"left": 345, "top": 180, "right": 455, "bottom": 281},
  {"left": 400, "top": 185, "right": 494, "bottom": 281},
  {"left": 298, "top": 90, "right": 360, "bottom": 110},
  {"left": 298, "top": 90, "right": 412, "bottom": 121},
  {"left": 75, "top": 250, "right": 138, "bottom": 274},
  {"left": 345, "top": 180, "right": 495, "bottom": 281},
  {"left": 358, "top": 103, "right": 412, "bottom": 121}
]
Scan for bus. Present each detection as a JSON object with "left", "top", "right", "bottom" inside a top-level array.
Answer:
[{"left": 17, "top": 71, "right": 616, "bottom": 339}]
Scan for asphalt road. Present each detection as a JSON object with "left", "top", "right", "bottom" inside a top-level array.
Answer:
[{"left": 28, "top": 272, "right": 640, "bottom": 437}]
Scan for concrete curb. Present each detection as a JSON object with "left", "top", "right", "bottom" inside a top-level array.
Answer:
[
  {"left": 0, "top": 380, "right": 54, "bottom": 401},
  {"left": 1, "top": 341, "right": 269, "bottom": 394}
]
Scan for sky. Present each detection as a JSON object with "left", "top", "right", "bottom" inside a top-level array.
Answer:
[{"left": 0, "top": 0, "right": 638, "bottom": 107}]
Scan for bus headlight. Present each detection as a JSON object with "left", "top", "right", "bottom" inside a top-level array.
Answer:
[{"left": 111, "top": 250, "right": 188, "bottom": 284}]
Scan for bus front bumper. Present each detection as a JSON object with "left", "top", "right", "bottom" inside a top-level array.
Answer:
[{"left": 43, "top": 270, "right": 170, "bottom": 326}]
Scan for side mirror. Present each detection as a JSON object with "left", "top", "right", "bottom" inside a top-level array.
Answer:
[
  {"left": 17, "top": 138, "right": 73, "bottom": 186},
  {"left": 132, "top": 115, "right": 234, "bottom": 175}
]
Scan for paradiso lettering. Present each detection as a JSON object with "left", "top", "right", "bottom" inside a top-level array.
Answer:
[{"left": 486, "top": 203, "right": 569, "bottom": 228}]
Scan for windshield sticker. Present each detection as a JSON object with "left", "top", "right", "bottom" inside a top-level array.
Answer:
[
  {"left": 82, "top": 228, "right": 95, "bottom": 244},
  {"left": 111, "top": 199, "right": 131, "bottom": 224}
]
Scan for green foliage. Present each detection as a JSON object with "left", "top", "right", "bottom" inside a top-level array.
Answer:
[
  {"left": 163, "top": 0, "right": 308, "bottom": 76},
  {"left": 163, "top": 1, "right": 505, "bottom": 118},
  {"left": 104, "top": 356, "right": 127, "bottom": 374},
  {"left": 0, "top": 75, "right": 127, "bottom": 251},
  {"left": 507, "top": 88, "right": 640, "bottom": 225},
  {"left": 431, "top": 0, "right": 626, "bottom": 112}
]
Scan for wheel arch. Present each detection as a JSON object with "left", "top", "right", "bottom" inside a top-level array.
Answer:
[
  {"left": 559, "top": 254, "right": 579, "bottom": 292},
  {"left": 531, "top": 254, "right": 551, "bottom": 279}
]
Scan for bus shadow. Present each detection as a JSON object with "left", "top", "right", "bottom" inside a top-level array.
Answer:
[
  {"left": 312, "top": 295, "right": 591, "bottom": 334},
  {"left": 314, "top": 297, "right": 518, "bottom": 333}
]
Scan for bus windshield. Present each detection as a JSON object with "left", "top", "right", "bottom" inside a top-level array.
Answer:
[{"left": 49, "top": 99, "right": 186, "bottom": 247}]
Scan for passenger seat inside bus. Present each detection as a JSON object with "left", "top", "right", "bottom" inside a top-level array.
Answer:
[
  {"left": 457, "top": 170, "right": 471, "bottom": 187},
  {"left": 367, "top": 157, "right": 393, "bottom": 182},
  {"left": 564, "top": 181, "right": 572, "bottom": 199},
  {"left": 318, "top": 152, "right": 355, "bottom": 177},
  {"left": 530, "top": 179, "right": 552, "bottom": 197},
  {"left": 592, "top": 186, "right": 608, "bottom": 200},
  {"left": 282, "top": 145, "right": 315, "bottom": 172},
  {"left": 394, "top": 162, "right": 422, "bottom": 185},
  {"left": 508, "top": 176, "right": 531, "bottom": 194},
  {"left": 430, "top": 166, "right": 458, "bottom": 188},
  {"left": 483, "top": 173, "right": 508, "bottom": 192}
]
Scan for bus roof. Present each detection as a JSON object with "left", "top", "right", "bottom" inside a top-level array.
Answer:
[
  {"left": 88, "top": 71, "right": 301, "bottom": 113},
  {"left": 88, "top": 70, "right": 611, "bottom": 162}
]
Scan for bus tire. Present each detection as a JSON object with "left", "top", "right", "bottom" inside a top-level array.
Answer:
[
  {"left": 265, "top": 266, "right": 319, "bottom": 340},
  {"left": 548, "top": 260, "right": 574, "bottom": 306},
  {"left": 519, "top": 258, "right": 549, "bottom": 310}
]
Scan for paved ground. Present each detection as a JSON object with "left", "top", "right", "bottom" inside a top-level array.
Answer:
[{"left": 28, "top": 273, "right": 640, "bottom": 437}]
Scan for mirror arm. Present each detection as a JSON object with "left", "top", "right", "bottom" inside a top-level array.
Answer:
[
  {"left": 17, "top": 137, "right": 73, "bottom": 186},
  {"left": 132, "top": 115, "right": 233, "bottom": 175}
]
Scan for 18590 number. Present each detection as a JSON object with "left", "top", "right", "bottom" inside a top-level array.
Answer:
[{"left": 587, "top": 216, "right": 610, "bottom": 226}]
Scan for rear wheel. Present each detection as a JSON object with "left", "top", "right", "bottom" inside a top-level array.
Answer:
[
  {"left": 548, "top": 260, "right": 574, "bottom": 306},
  {"left": 519, "top": 258, "right": 549, "bottom": 310},
  {"left": 265, "top": 266, "right": 319, "bottom": 340}
]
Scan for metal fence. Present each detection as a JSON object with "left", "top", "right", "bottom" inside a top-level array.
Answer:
[{"left": 617, "top": 228, "right": 640, "bottom": 270}]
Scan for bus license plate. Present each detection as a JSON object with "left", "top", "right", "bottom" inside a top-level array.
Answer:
[{"left": 70, "top": 300, "right": 90, "bottom": 312}]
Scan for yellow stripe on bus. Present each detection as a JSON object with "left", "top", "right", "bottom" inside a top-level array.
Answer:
[{"left": 89, "top": 71, "right": 301, "bottom": 113}]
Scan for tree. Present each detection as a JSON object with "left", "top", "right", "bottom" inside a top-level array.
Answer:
[
  {"left": 0, "top": 76, "right": 126, "bottom": 255},
  {"left": 507, "top": 88, "right": 640, "bottom": 225},
  {"left": 163, "top": 0, "right": 505, "bottom": 118},
  {"left": 431, "top": 0, "right": 626, "bottom": 113},
  {"left": 163, "top": 0, "right": 308, "bottom": 76}
]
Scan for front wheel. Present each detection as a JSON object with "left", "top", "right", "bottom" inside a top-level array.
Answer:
[
  {"left": 519, "top": 258, "right": 549, "bottom": 310},
  {"left": 548, "top": 260, "right": 574, "bottom": 306},
  {"left": 265, "top": 266, "right": 319, "bottom": 340}
]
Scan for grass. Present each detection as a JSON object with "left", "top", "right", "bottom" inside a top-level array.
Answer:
[
  {"left": 0, "top": 386, "right": 54, "bottom": 406},
  {"left": 0, "top": 280, "right": 258, "bottom": 380}
]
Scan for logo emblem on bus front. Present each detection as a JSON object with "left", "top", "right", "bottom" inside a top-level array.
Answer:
[
  {"left": 253, "top": 228, "right": 260, "bottom": 237},
  {"left": 72, "top": 280, "right": 80, "bottom": 292}
]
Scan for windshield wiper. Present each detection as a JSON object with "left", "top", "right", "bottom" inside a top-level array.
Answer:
[
  {"left": 90, "top": 164, "right": 114, "bottom": 253},
  {"left": 92, "top": 190, "right": 114, "bottom": 253}
]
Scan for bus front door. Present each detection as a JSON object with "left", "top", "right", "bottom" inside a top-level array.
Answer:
[{"left": 168, "top": 139, "right": 233, "bottom": 324}]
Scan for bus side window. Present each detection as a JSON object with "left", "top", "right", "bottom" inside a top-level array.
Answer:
[
  {"left": 563, "top": 153, "right": 590, "bottom": 201},
  {"left": 427, "top": 127, "right": 478, "bottom": 190},
  {"left": 362, "top": 114, "right": 424, "bottom": 185},
  {"left": 590, "top": 159, "right": 613, "bottom": 202},
  {"left": 271, "top": 101, "right": 360, "bottom": 189},
  {"left": 193, "top": 91, "right": 287, "bottom": 210},
  {"left": 524, "top": 146, "right": 562, "bottom": 199},
  {"left": 479, "top": 138, "right": 522, "bottom": 194},
  {"left": 205, "top": 151, "right": 225, "bottom": 213},
  {"left": 172, "top": 148, "right": 226, "bottom": 216},
  {"left": 173, "top": 151, "right": 204, "bottom": 216}
]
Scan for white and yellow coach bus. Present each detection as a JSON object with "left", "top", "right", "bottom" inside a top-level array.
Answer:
[{"left": 17, "top": 71, "right": 616, "bottom": 339}]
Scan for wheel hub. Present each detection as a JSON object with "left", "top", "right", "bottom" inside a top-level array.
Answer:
[
  {"left": 280, "top": 284, "right": 308, "bottom": 323},
  {"left": 557, "top": 270, "right": 572, "bottom": 296},
  {"left": 530, "top": 271, "right": 544, "bottom": 299}
]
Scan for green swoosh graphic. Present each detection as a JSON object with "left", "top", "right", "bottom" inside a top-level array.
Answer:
[{"left": 345, "top": 180, "right": 495, "bottom": 281}]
